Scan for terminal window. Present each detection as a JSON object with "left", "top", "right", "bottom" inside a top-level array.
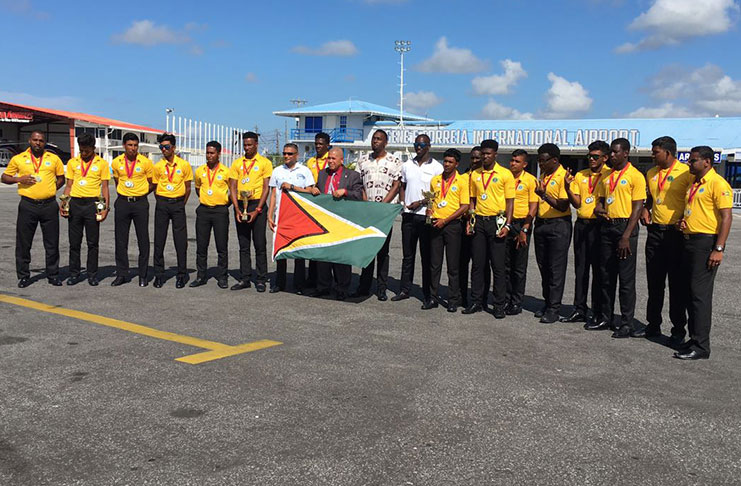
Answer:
[{"left": 305, "top": 116, "right": 322, "bottom": 134}]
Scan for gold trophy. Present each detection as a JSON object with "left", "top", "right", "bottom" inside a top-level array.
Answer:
[
  {"left": 495, "top": 210, "right": 507, "bottom": 233},
  {"left": 467, "top": 208, "right": 476, "bottom": 234},
  {"left": 95, "top": 195, "right": 107, "bottom": 222},
  {"left": 59, "top": 194, "right": 71, "bottom": 217},
  {"left": 239, "top": 190, "right": 253, "bottom": 221},
  {"left": 421, "top": 190, "right": 437, "bottom": 225}
]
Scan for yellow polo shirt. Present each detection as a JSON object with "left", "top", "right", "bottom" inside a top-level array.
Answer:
[
  {"left": 537, "top": 165, "right": 571, "bottom": 219},
  {"left": 646, "top": 161, "right": 691, "bottom": 225},
  {"left": 429, "top": 172, "right": 470, "bottom": 220},
  {"left": 307, "top": 152, "right": 329, "bottom": 183},
  {"left": 111, "top": 154, "right": 154, "bottom": 197},
  {"left": 683, "top": 168, "right": 733, "bottom": 235},
  {"left": 512, "top": 171, "right": 539, "bottom": 219},
  {"left": 153, "top": 156, "right": 193, "bottom": 198},
  {"left": 469, "top": 164, "right": 516, "bottom": 216},
  {"left": 5, "top": 149, "right": 64, "bottom": 199},
  {"left": 596, "top": 163, "right": 646, "bottom": 219},
  {"left": 571, "top": 166, "right": 612, "bottom": 219},
  {"left": 228, "top": 154, "right": 273, "bottom": 201},
  {"left": 67, "top": 156, "right": 110, "bottom": 198},
  {"left": 195, "top": 163, "right": 230, "bottom": 206}
]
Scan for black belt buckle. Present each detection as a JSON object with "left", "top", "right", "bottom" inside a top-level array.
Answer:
[{"left": 126, "top": 196, "right": 139, "bottom": 203}]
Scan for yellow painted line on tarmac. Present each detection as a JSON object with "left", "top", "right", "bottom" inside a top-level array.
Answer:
[{"left": 0, "top": 293, "right": 282, "bottom": 365}]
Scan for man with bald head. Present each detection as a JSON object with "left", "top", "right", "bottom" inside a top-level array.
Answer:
[{"left": 310, "top": 147, "right": 365, "bottom": 300}]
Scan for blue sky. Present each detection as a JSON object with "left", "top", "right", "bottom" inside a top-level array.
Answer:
[{"left": 2, "top": 0, "right": 740, "bottom": 141}]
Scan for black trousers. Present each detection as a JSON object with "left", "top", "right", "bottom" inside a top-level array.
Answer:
[
  {"left": 400, "top": 213, "right": 432, "bottom": 297},
  {"left": 15, "top": 197, "right": 59, "bottom": 279},
  {"left": 599, "top": 220, "right": 638, "bottom": 329},
  {"left": 358, "top": 229, "right": 393, "bottom": 294},
  {"left": 114, "top": 197, "right": 150, "bottom": 279},
  {"left": 307, "top": 260, "right": 318, "bottom": 287},
  {"left": 645, "top": 225, "right": 686, "bottom": 336},
  {"left": 234, "top": 200, "right": 268, "bottom": 283},
  {"left": 195, "top": 204, "right": 229, "bottom": 280},
  {"left": 505, "top": 219, "right": 531, "bottom": 308},
  {"left": 318, "top": 261, "right": 351, "bottom": 296},
  {"left": 682, "top": 234, "right": 718, "bottom": 356},
  {"left": 68, "top": 198, "right": 100, "bottom": 278},
  {"left": 427, "top": 220, "right": 462, "bottom": 304},
  {"left": 275, "top": 259, "right": 306, "bottom": 290},
  {"left": 153, "top": 198, "right": 187, "bottom": 277},
  {"left": 534, "top": 217, "right": 572, "bottom": 313},
  {"left": 573, "top": 219, "right": 603, "bottom": 317},
  {"left": 471, "top": 218, "right": 506, "bottom": 309},
  {"left": 459, "top": 221, "right": 490, "bottom": 307}
]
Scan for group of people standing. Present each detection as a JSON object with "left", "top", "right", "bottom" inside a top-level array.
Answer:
[{"left": 2, "top": 128, "right": 733, "bottom": 360}]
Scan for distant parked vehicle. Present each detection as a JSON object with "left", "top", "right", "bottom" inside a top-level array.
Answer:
[{"left": 0, "top": 142, "right": 71, "bottom": 167}]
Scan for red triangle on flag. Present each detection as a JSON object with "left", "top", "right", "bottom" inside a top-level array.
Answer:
[{"left": 273, "top": 192, "right": 328, "bottom": 256}]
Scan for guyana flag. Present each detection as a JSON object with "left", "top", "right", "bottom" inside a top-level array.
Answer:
[{"left": 273, "top": 191, "right": 401, "bottom": 267}]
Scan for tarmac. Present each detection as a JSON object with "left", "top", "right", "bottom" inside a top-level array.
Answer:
[{"left": 1, "top": 182, "right": 740, "bottom": 485}]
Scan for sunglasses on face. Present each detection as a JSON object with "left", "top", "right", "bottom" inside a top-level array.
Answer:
[
  {"left": 283, "top": 152, "right": 296, "bottom": 156},
  {"left": 159, "top": 144, "right": 173, "bottom": 150},
  {"left": 414, "top": 142, "right": 428, "bottom": 149},
  {"left": 586, "top": 154, "right": 603, "bottom": 160}
]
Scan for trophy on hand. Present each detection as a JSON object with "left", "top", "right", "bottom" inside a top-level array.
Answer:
[
  {"left": 239, "top": 190, "right": 253, "bottom": 222},
  {"left": 467, "top": 207, "right": 476, "bottom": 234},
  {"left": 95, "top": 195, "right": 107, "bottom": 222},
  {"left": 421, "top": 190, "right": 437, "bottom": 225},
  {"left": 495, "top": 210, "right": 507, "bottom": 233},
  {"left": 59, "top": 194, "right": 71, "bottom": 217}
]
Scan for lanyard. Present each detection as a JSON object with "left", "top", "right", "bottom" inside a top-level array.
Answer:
[
  {"left": 481, "top": 170, "right": 497, "bottom": 193},
  {"left": 165, "top": 162, "right": 177, "bottom": 182},
  {"left": 687, "top": 179, "right": 704, "bottom": 204},
  {"left": 242, "top": 158, "right": 256, "bottom": 176},
  {"left": 541, "top": 169, "right": 557, "bottom": 189},
  {"left": 656, "top": 160, "right": 676, "bottom": 194},
  {"left": 30, "top": 152, "right": 43, "bottom": 173},
  {"left": 124, "top": 156, "right": 138, "bottom": 179},
  {"left": 608, "top": 163, "right": 631, "bottom": 194},
  {"left": 206, "top": 164, "right": 220, "bottom": 187},
  {"left": 80, "top": 156, "right": 95, "bottom": 178},
  {"left": 587, "top": 172, "right": 601, "bottom": 195},
  {"left": 441, "top": 174, "right": 456, "bottom": 199}
]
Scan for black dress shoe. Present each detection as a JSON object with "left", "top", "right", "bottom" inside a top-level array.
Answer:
[
  {"left": 462, "top": 304, "right": 483, "bottom": 315},
  {"left": 377, "top": 290, "right": 388, "bottom": 301},
  {"left": 110, "top": 276, "right": 129, "bottom": 287},
  {"left": 88, "top": 277, "right": 99, "bottom": 286},
  {"left": 153, "top": 277, "right": 164, "bottom": 288},
  {"left": 18, "top": 277, "right": 31, "bottom": 288},
  {"left": 493, "top": 307, "right": 506, "bottom": 319},
  {"left": 139, "top": 277, "right": 148, "bottom": 287},
  {"left": 309, "top": 289, "right": 330, "bottom": 298},
  {"left": 175, "top": 276, "right": 187, "bottom": 289},
  {"left": 391, "top": 292, "right": 410, "bottom": 302},
  {"left": 630, "top": 327, "right": 647, "bottom": 338},
  {"left": 673, "top": 349, "right": 709, "bottom": 360},
  {"left": 447, "top": 304, "right": 458, "bottom": 313},
  {"left": 231, "top": 280, "right": 251, "bottom": 291},
  {"left": 505, "top": 305, "right": 522, "bottom": 316},
  {"left": 66, "top": 274, "right": 84, "bottom": 286},
  {"left": 534, "top": 307, "right": 546, "bottom": 318},
  {"left": 560, "top": 311, "right": 586, "bottom": 323},
  {"left": 335, "top": 292, "right": 347, "bottom": 301},
  {"left": 189, "top": 278, "right": 207, "bottom": 288},
  {"left": 584, "top": 319, "right": 610, "bottom": 331},
  {"left": 269, "top": 286, "right": 282, "bottom": 293},
  {"left": 611, "top": 325, "right": 631, "bottom": 338},
  {"left": 255, "top": 282, "right": 266, "bottom": 292},
  {"left": 540, "top": 311, "right": 559, "bottom": 324},
  {"left": 48, "top": 277, "right": 62, "bottom": 287},
  {"left": 217, "top": 279, "right": 229, "bottom": 289},
  {"left": 421, "top": 298, "right": 438, "bottom": 310},
  {"left": 295, "top": 288, "right": 304, "bottom": 295}
]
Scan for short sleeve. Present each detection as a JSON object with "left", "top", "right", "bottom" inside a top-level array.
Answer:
[
  {"left": 268, "top": 173, "right": 278, "bottom": 188},
  {"left": 144, "top": 160, "right": 154, "bottom": 178},
  {"left": 459, "top": 175, "right": 470, "bottom": 203},
  {"left": 5, "top": 157, "right": 19, "bottom": 176},
  {"left": 557, "top": 174, "right": 568, "bottom": 199},
  {"left": 715, "top": 180, "right": 734, "bottom": 209},
  {"left": 54, "top": 157, "right": 64, "bottom": 176},
  {"left": 111, "top": 159, "right": 120, "bottom": 179},
  {"left": 595, "top": 179, "right": 606, "bottom": 199},
  {"left": 152, "top": 165, "right": 161, "bottom": 184},
  {"left": 228, "top": 163, "right": 239, "bottom": 181},
  {"left": 66, "top": 160, "right": 77, "bottom": 180},
  {"left": 194, "top": 169, "right": 202, "bottom": 189},
  {"left": 631, "top": 171, "right": 647, "bottom": 201},
  {"left": 503, "top": 172, "right": 515, "bottom": 199},
  {"left": 469, "top": 173, "right": 477, "bottom": 199},
  {"left": 570, "top": 180, "right": 581, "bottom": 196},
  {"left": 400, "top": 163, "right": 407, "bottom": 183},
  {"left": 528, "top": 177, "right": 539, "bottom": 203},
  {"left": 183, "top": 162, "right": 193, "bottom": 181},
  {"left": 263, "top": 161, "right": 273, "bottom": 179},
  {"left": 100, "top": 160, "right": 111, "bottom": 181}
]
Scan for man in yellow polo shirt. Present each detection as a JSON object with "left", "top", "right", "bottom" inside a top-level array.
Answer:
[
  {"left": 563, "top": 140, "right": 612, "bottom": 325},
  {"left": 62, "top": 132, "right": 110, "bottom": 286},
  {"left": 505, "top": 149, "right": 538, "bottom": 316},
  {"left": 191, "top": 141, "right": 231, "bottom": 289},
  {"left": 1, "top": 130, "right": 65, "bottom": 288},
  {"left": 228, "top": 131, "right": 273, "bottom": 292},
  {"left": 152, "top": 133, "right": 193, "bottom": 289},
  {"left": 533, "top": 143, "right": 572, "bottom": 324},
  {"left": 305, "top": 132, "right": 330, "bottom": 289},
  {"left": 639, "top": 136, "right": 692, "bottom": 342},
  {"left": 111, "top": 132, "right": 154, "bottom": 287},
  {"left": 424, "top": 148, "right": 470, "bottom": 312},
  {"left": 674, "top": 146, "right": 732, "bottom": 360},
  {"left": 591, "top": 138, "right": 646, "bottom": 338},
  {"left": 463, "top": 139, "right": 514, "bottom": 318}
]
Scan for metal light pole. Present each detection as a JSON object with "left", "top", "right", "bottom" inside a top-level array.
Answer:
[
  {"left": 165, "top": 108, "right": 174, "bottom": 133},
  {"left": 394, "top": 40, "right": 411, "bottom": 130}
]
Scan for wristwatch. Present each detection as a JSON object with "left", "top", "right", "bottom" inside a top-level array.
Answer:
[
  {"left": 522, "top": 227, "right": 529, "bottom": 234},
  {"left": 714, "top": 245, "right": 725, "bottom": 252}
]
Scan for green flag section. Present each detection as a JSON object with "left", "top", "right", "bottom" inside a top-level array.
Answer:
[{"left": 272, "top": 191, "right": 402, "bottom": 267}]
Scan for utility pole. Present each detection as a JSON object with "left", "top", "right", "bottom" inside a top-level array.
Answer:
[{"left": 394, "top": 40, "right": 411, "bottom": 130}]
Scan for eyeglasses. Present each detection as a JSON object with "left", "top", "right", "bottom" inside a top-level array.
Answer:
[
  {"left": 687, "top": 158, "right": 699, "bottom": 164},
  {"left": 537, "top": 155, "right": 553, "bottom": 163},
  {"left": 414, "top": 142, "right": 428, "bottom": 149},
  {"left": 159, "top": 144, "right": 173, "bottom": 150},
  {"left": 282, "top": 152, "right": 297, "bottom": 156},
  {"left": 586, "top": 154, "right": 603, "bottom": 160}
]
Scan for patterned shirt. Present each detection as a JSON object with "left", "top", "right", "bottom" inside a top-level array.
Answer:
[{"left": 357, "top": 151, "right": 402, "bottom": 203}]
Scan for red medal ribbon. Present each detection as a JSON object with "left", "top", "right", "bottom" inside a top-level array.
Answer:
[
  {"left": 242, "top": 158, "right": 256, "bottom": 176},
  {"left": 441, "top": 174, "right": 456, "bottom": 200},
  {"left": 317, "top": 156, "right": 328, "bottom": 172},
  {"left": 124, "top": 156, "right": 138, "bottom": 180},
  {"left": 541, "top": 170, "right": 557, "bottom": 189},
  {"left": 165, "top": 162, "right": 176, "bottom": 183},
  {"left": 587, "top": 173, "right": 601, "bottom": 195},
  {"left": 206, "top": 164, "right": 220, "bottom": 187},
  {"left": 656, "top": 160, "right": 676, "bottom": 194},
  {"left": 608, "top": 163, "right": 631, "bottom": 194},
  {"left": 481, "top": 170, "right": 497, "bottom": 193},
  {"left": 687, "top": 179, "right": 704, "bottom": 205},
  {"left": 30, "top": 152, "right": 43, "bottom": 173},
  {"left": 80, "top": 156, "right": 95, "bottom": 178}
]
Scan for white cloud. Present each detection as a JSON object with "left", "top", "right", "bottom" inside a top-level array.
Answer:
[
  {"left": 0, "top": 0, "right": 48, "bottom": 19},
  {"left": 541, "top": 73, "right": 593, "bottom": 118},
  {"left": 415, "top": 37, "right": 489, "bottom": 74},
  {"left": 0, "top": 90, "right": 80, "bottom": 111},
  {"left": 292, "top": 40, "right": 358, "bottom": 57},
  {"left": 627, "top": 103, "right": 695, "bottom": 118},
  {"left": 616, "top": 0, "right": 740, "bottom": 52},
  {"left": 245, "top": 72, "right": 258, "bottom": 83},
  {"left": 404, "top": 91, "right": 443, "bottom": 114},
  {"left": 112, "top": 20, "right": 189, "bottom": 46},
  {"left": 471, "top": 59, "right": 527, "bottom": 95},
  {"left": 480, "top": 100, "right": 533, "bottom": 120}
]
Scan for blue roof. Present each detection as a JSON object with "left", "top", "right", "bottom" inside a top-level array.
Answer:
[{"left": 273, "top": 99, "right": 429, "bottom": 121}]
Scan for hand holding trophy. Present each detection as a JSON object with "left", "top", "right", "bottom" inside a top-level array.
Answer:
[
  {"left": 239, "top": 190, "right": 253, "bottom": 223},
  {"left": 95, "top": 195, "right": 107, "bottom": 222},
  {"left": 59, "top": 194, "right": 71, "bottom": 218},
  {"left": 421, "top": 190, "right": 437, "bottom": 225}
]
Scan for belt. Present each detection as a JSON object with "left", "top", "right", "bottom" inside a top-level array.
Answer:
[
  {"left": 21, "top": 196, "right": 55, "bottom": 204},
  {"left": 201, "top": 203, "right": 230, "bottom": 208},
  {"left": 119, "top": 195, "right": 147, "bottom": 203},
  {"left": 536, "top": 216, "right": 570, "bottom": 224},
  {"left": 605, "top": 218, "right": 630, "bottom": 225},
  {"left": 576, "top": 218, "right": 599, "bottom": 224},
  {"left": 72, "top": 196, "right": 98, "bottom": 201},
  {"left": 477, "top": 215, "right": 503, "bottom": 221},
  {"left": 683, "top": 233, "right": 716, "bottom": 240},
  {"left": 511, "top": 218, "right": 527, "bottom": 223},
  {"left": 156, "top": 195, "right": 185, "bottom": 203},
  {"left": 649, "top": 223, "right": 678, "bottom": 231}
]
